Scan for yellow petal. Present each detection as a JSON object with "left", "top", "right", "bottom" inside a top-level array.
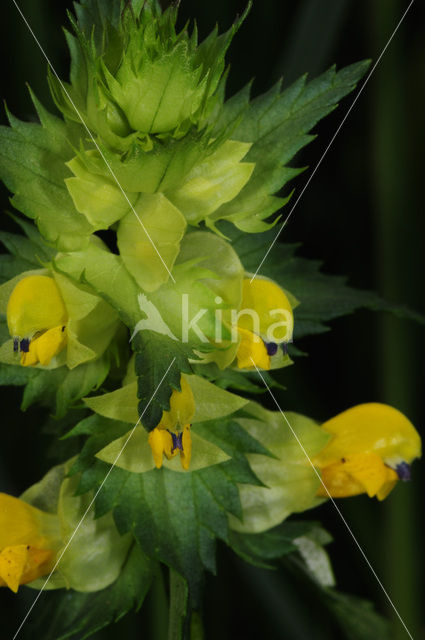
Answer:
[
  {"left": 238, "top": 278, "right": 294, "bottom": 343},
  {"left": 0, "top": 545, "right": 54, "bottom": 592},
  {"left": 159, "top": 375, "right": 195, "bottom": 431},
  {"left": 180, "top": 425, "right": 192, "bottom": 471},
  {"left": 0, "top": 545, "right": 28, "bottom": 592},
  {"left": 20, "top": 342, "right": 39, "bottom": 367},
  {"left": 7, "top": 275, "right": 67, "bottom": 338},
  {"left": 317, "top": 453, "right": 399, "bottom": 499},
  {"left": 32, "top": 325, "right": 67, "bottom": 366},
  {"left": 148, "top": 428, "right": 166, "bottom": 468},
  {"left": 0, "top": 493, "right": 51, "bottom": 550},
  {"left": 236, "top": 327, "right": 270, "bottom": 370},
  {"left": 148, "top": 428, "right": 174, "bottom": 467},
  {"left": 315, "top": 403, "right": 421, "bottom": 468}
]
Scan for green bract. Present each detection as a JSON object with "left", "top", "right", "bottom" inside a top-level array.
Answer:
[
  {"left": 21, "top": 461, "right": 132, "bottom": 592},
  {"left": 229, "top": 402, "right": 330, "bottom": 534},
  {"left": 50, "top": 0, "right": 243, "bottom": 145},
  {"left": 145, "top": 231, "right": 244, "bottom": 361},
  {"left": 83, "top": 371, "right": 248, "bottom": 429}
]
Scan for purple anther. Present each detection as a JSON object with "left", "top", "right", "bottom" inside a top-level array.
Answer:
[
  {"left": 170, "top": 431, "right": 184, "bottom": 453},
  {"left": 264, "top": 341, "right": 278, "bottom": 356},
  {"left": 281, "top": 342, "right": 289, "bottom": 356},
  {"left": 396, "top": 462, "right": 411, "bottom": 482},
  {"left": 20, "top": 338, "right": 30, "bottom": 353},
  {"left": 13, "top": 337, "right": 19, "bottom": 353}
]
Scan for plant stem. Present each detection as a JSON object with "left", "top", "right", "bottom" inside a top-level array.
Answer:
[{"left": 168, "top": 568, "right": 190, "bottom": 640}]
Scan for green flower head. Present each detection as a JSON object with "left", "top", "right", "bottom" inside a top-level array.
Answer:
[{"left": 51, "top": 0, "right": 246, "bottom": 149}]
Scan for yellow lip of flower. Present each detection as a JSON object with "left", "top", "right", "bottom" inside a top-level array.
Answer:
[
  {"left": 235, "top": 326, "right": 271, "bottom": 370},
  {"left": 313, "top": 403, "right": 422, "bottom": 500},
  {"left": 7, "top": 275, "right": 68, "bottom": 367},
  {"left": 0, "top": 493, "right": 60, "bottom": 593},
  {"left": 235, "top": 277, "right": 294, "bottom": 371},
  {"left": 148, "top": 376, "right": 195, "bottom": 471}
]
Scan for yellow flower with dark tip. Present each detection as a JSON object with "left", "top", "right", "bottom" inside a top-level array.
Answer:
[
  {"left": 7, "top": 275, "right": 68, "bottom": 367},
  {"left": 235, "top": 277, "right": 294, "bottom": 370},
  {"left": 148, "top": 376, "right": 195, "bottom": 471},
  {"left": 0, "top": 493, "right": 60, "bottom": 592},
  {"left": 314, "top": 403, "right": 422, "bottom": 500}
]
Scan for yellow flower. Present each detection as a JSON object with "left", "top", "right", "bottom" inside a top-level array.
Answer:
[
  {"left": 313, "top": 403, "right": 422, "bottom": 500},
  {"left": 7, "top": 275, "right": 68, "bottom": 367},
  {"left": 148, "top": 376, "right": 195, "bottom": 470},
  {"left": 235, "top": 277, "right": 294, "bottom": 370},
  {"left": 0, "top": 493, "right": 60, "bottom": 592}
]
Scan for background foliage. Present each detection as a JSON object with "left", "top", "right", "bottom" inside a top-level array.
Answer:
[{"left": 0, "top": 0, "right": 424, "bottom": 638}]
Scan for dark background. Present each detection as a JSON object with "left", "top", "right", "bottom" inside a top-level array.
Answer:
[{"left": 1, "top": 1, "right": 424, "bottom": 638}]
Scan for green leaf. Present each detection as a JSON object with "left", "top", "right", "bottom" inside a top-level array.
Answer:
[
  {"left": 0, "top": 254, "right": 35, "bottom": 283},
  {"left": 212, "top": 61, "right": 370, "bottom": 231},
  {"left": 0, "top": 214, "right": 55, "bottom": 282},
  {"left": 223, "top": 224, "right": 425, "bottom": 337},
  {"left": 0, "top": 362, "right": 36, "bottom": 387},
  {"left": 1, "top": 353, "right": 111, "bottom": 418},
  {"left": 133, "top": 331, "right": 199, "bottom": 431},
  {"left": 0, "top": 230, "right": 50, "bottom": 267},
  {"left": 191, "top": 361, "right": 285, "bottom": 394},
  {"left": 229, "top": 520, "right": 319, "bottom": 568},
  {"left": 282, "top": 553, "right": 392, "bottom": 640},
  {"left": 73, "top": 414, "right": 267, "bottom": 602},
  {"left": 0, "top": 98, "right": 94, "bottom": 250},
  {"left": 64, "top": 413, "right": 131, "bottom": 478},
  {"left": 27, "top": 543, "right": 153, "bottom": 640},
  {"left": 326, "top": 591, "right": 391, "bottom": 640},
  {"left": 293, "top": 526, "right": 335, "bottom": 587}
]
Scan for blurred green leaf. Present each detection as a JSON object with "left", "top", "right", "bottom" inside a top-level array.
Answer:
[
  {"left": 27, "top": 543, "right": 153, "bottom": 640},
  {"left": 223, "top": 223, "right": 425, "bottom": 338}
]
